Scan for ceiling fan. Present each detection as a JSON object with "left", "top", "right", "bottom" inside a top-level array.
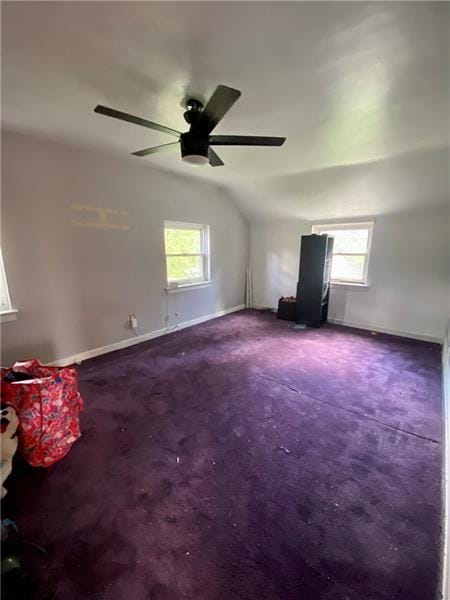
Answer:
[{"left": 94, "top": 85, "right": 286, "bottom": 167}]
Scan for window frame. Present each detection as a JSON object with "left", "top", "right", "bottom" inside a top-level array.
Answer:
[
  {"left": 0, "top": 249, "right": 12, "bottom": 312},
  {"left": 164, "top": 221, "right": 211, "bottom": 289},
  {"left": 311, "top": 221, "right": 374, "bottom": 286}
]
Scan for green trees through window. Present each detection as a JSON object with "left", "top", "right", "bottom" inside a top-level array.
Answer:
[
  {"left": 164, "top": 222, "right": 209, "bottom": 285},
  {"left": 312, "top": 223, "right": 373, "bottom": 284}
]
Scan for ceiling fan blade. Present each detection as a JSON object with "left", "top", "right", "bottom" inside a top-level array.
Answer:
[
  {"left": 94, "top": 105, "right": 181, "bottom": 138},
  {"left": 132, "top": 142, "right": 180, "bottom": 157},
  {"left": 208, "top": 148, "right": 224, "bottom": 167},
  {"left": 210, "top": 135, "right": 286, "bottom": 146},
  {"left": 195, "top": 85, "right": 241, "bottom": 134}
]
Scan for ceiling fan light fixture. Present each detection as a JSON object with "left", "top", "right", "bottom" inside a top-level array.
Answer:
[
  {"left": 180, "top": 132, "right": 209, "bottom": 166},
  {"left": 182, "top": 154, "right": 209, "bottom": 166}
]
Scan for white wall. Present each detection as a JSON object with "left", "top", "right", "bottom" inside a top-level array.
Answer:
[
  {"left": 443, "top": 319, "right": 450, "bottom": 599},
  {"left": 250, "top": 209, "right": 449, "bottom": 341},
  {"left": 328, "top": 210, "right": 448, "bottom": 340},
  {"left": 1, "top": 130, "right": 248, "bottom": 364},
  {"left": 250, "top": 219, "right": 310, "bottom": 308}
]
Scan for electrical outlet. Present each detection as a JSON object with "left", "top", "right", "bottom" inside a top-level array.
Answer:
[{"left": 129, "top": 314, "right": 138, "bottom": 329}]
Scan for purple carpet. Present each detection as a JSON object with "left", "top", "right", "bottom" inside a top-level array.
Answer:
[{"left": 5, "top": 310, "right": 443, "bottom": 599}]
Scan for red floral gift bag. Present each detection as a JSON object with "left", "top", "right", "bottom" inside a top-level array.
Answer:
[{"left": 1, "top": 359, "right": 83, "bottom": 467}]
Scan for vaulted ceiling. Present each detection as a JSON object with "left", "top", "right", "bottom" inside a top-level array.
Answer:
[{"left": 2, "top": 1, "right": 448, "bottom": 219}]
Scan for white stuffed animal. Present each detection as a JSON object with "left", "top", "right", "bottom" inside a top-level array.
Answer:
[{"left": 1, "top": 405, "right": 19, "bottom": 498}]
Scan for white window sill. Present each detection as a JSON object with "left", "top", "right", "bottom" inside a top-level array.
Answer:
[
  {"left": 331, "top": 282, "right": 369, "bottom": 289},
  {"left": 165, "top": 281, "right": 213, "bottom": 294},
  {"left": 0, "top": 309, "right": 18, "bottom": 323}
]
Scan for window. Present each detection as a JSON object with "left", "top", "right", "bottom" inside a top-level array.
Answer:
[
  {"left": 0, "top": 248, "right": 12, "bottom": 312},
  {"left": 311, "top": 222, "right": 374, "bottom": 285},
  {"left": 164, "top": 221, "right": 210, "bottom": 288}
]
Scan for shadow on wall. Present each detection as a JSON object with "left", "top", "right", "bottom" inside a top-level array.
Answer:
[
  {"left": 1, "top": 337, "right": 56, "bottom": 366},
  {"left": 251, "top": 220, "right": 307, "bottom": 309},
  {"left": 266, "top": 250, "right": 298, "bottom": 307},
  {"left": 328, "top": 290, "right": 348, "bottom": 322},
  {"left": 246, "top": 145, "right": 449, "bottom": 221}
]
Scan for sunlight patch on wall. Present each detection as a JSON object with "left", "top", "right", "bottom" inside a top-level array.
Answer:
[
  {"left": 321, "top": 64, "right": 390, "bottom": 166},
  {"left": 71, "top": 205, "right": 129, "bottom": 229},
  {"left": 316, "top": 7, "right": 410, "bottom": 167}
]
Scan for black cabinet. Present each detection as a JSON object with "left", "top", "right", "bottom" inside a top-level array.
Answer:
[{"left": 296, "top": 234, "right": 334, "bottom": 328}]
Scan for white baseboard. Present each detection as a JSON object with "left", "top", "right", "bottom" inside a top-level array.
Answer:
[
  {"left": 441, "top": 326, "right": 450, "bottom": 600},
  {"left": 253, "top": 304, "right": 276, "bottom": 311},
  {"left": 251, "top": 307, "right": 442, "bottom": 343},
  {"left": 50, "top": 304, "right": 245, "bottom": 367},
  {"left": 327, "top": 317, "right": 442, "bottom": 344}
]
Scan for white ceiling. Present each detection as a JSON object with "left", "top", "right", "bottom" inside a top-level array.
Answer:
[{"left": 2, "top": 1, "right": 449, "bottom": 220}]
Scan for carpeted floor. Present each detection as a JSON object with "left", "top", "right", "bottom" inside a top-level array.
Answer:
[{"left": 5, "top": 310, "right": 443, "bottom": 600}]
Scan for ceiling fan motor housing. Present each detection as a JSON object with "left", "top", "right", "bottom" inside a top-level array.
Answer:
[
  {"left": 180, "top": 132, "right": 209, "bottom": 161},
  {"left": 183, "top": 98, "right": 204, "bottom": 124}
]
